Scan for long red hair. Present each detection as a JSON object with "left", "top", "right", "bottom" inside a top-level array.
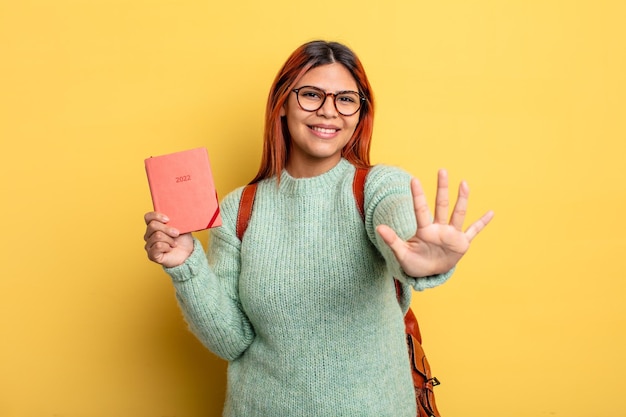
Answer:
[{"left": 250, "top": 40, "right": 375, "bottom": 184}]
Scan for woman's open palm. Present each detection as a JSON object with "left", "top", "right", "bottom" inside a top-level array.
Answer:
[{"left": 376, "top": 169, "right": 494, "bottom": 278}]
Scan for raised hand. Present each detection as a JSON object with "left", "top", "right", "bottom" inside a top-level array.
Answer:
[
  {"left": 376, "top": 169, "right": 494, "bottom": 278},
  {"left": 143, "top": 212, "right": 194, "bottom": 268}
]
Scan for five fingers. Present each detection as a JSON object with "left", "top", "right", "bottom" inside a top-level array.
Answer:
[{"left": 412, "top": 169, "right": 493, "bottom": 240}]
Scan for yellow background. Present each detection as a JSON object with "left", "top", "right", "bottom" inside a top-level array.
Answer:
[{"left": 1, "top": 0, "right": 624, "bottom": 416}]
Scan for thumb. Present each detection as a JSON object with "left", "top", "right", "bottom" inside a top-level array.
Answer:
[{"left": 376, "top": 225, "right": 405, "bottom": 258}]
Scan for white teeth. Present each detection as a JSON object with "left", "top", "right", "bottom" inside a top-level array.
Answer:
[{"left": 311, "top": 126, "right": 337, "bottom": 134}]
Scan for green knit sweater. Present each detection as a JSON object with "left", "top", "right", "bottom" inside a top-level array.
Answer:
[{"left": 165, "top": 158, "right": 452, "bottom": 417}]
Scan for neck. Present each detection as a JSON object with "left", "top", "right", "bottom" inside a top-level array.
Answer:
[{"left": 285, "top": 155, "right": 342, "bottom": 178}]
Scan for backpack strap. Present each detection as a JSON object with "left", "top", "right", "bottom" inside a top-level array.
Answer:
[
  {"left": 236, "top": 182, "right": 258, "bottom": 241},
  {"left": 353, "top": 167, "right": 368, "bottom": 220}
]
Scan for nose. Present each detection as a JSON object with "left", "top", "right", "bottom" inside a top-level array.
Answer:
[{"left": 316, "top": 93, "right": 339, "bottom": 117}]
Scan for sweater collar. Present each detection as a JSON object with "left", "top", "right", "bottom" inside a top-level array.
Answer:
[{"left": 278, "top": 158, "right": 353, "bottom": 196}]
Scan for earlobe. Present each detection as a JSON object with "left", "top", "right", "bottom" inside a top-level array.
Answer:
[{"left": 279, "top": 105, "right": 286, "bottom": 117}]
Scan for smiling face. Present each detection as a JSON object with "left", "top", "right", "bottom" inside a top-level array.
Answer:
[{"left": 280, "top": 63, "right": 361, "bottom": 178}]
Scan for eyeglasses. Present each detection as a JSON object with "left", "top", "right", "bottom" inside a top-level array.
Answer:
[{"left": 292, "top": 86, "right": 365, "bottom": 116}]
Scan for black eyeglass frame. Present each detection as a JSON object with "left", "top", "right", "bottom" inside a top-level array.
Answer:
[{"left": 291, "top": 86, "right": 366, "bottom": 116}]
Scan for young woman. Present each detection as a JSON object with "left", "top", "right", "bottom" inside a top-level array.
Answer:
[{"left": 143, "top": 40, "right": 493, "bottom": 416}]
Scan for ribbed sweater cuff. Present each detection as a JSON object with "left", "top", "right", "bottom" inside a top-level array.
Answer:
[
  {"left": 164, "top": 238, "right": 208, "bottom": 282},
  {"left": 408, "top": 267, "right": 455, "bottom": 291}
]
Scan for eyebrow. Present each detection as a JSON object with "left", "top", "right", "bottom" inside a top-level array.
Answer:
[{"left": 295, "top": 85, "right": 360, "bottom": 94}]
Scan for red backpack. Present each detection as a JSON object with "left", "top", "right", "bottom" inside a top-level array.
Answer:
[{"left": 236, "top": 167, "right": 442, "bottom": 417}]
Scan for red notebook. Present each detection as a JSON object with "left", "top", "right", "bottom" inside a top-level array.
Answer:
[{"left": 145, "top": 147, "right": 222, "bottom": 233}]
